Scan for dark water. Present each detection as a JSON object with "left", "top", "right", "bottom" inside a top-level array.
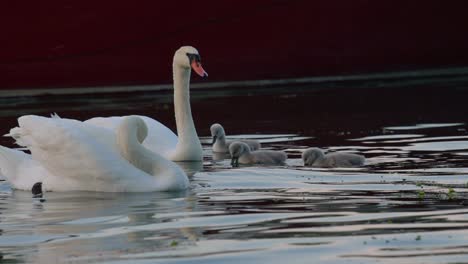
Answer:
[{"left": 1, "top": 74, "right": 468, "bottom": 263}]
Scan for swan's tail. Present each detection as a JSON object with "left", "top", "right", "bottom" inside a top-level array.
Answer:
[
  {"left": 0, "top": 145, "right": 29, "bottom": 182},
  {"left": 9, "top": 115, "right": 69, "bottom": 150},
  {"left": 50, "top": 113, "right": 61, "bottom": 119},
  {"left": 6, "top": 126, "right": 33, "bottom": 147}
]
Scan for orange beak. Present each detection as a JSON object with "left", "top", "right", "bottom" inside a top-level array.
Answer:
[{"left": 191, "top": 61, "right": 208, "bottom": 77}]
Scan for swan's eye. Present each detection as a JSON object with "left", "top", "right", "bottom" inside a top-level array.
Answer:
[{"left": 186, "top": 53, "right": 201, "bottom": 63}]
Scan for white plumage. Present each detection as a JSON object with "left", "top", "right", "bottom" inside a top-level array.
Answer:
[{"left": 0, "top": 115, "right": 188, "bottom": 192}]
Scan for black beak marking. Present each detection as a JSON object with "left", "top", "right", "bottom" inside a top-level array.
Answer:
[{"left": 186, "top": 53, "right": 201, "bottom": 63}]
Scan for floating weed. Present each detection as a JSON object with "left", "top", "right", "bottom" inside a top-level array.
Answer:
[
  {"left": 415, "top": 235, "right": 422, "bottom": 241},
  {"left": 170, "top": 240, "right": 178, "bottom": 247},
  {"left": 418, "top": 189, "right": 425, "bottom": 200},
  {"left": 447, "top": 188, "right": 456, "bottom": 200}
]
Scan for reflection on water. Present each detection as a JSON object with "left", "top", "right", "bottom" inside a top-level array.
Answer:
[
  {"left": 1, "top": 79, "right": 468, "bottom": 263},
  {"left": 174, "top": 161, "right": 203, "bottom": 177}
]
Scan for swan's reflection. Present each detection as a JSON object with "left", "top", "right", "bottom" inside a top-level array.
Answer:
[
  {"left": 175, "top": 161, "right": 203, "bottom": 176},
  {"left": 0, "top": 189, "right": 202, "bottom": 263},
  {"left": 212, "top": 152, "right": 230, "bottom": 162}
]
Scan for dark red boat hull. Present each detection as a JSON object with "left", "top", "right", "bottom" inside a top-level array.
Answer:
[{"left": 2, "top": 1, "right": 468, "bottom": 89}]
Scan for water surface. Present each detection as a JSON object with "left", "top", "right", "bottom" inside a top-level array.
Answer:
[{"left": 1, "top": 79, "right": 468, "bottom": 263}]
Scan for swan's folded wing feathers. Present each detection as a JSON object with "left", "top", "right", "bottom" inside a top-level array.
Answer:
[
  {"left": 85, "top": 116, "right": 123, "bottom": 131},
  {"left": 0, "top": 146, "right": 29, "bottom": 182},
  {"left": 86, "top": 115, "right": 178, "bottom": 158},
  {"left": 0, "top": 146, "right": 48, "bottom": 190}
]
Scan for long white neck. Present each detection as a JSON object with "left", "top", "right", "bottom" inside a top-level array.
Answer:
[
  {"left": 117, "top": 118, "right": 155, "bottom": 175},
  {"left": 171, "top": 64, "right": 203, "bottom": 161},
  {"left": 214, "top": 135, "right": 227, "bottom": 149},
  {"left": 116, "top": 116, "right": 189, "bottom": 190}
]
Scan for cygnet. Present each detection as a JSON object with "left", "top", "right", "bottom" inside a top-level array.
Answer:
[
  {"left": 302, "top": 147, "right": 365, "bottom": 168},
  {"left": 229, "top": 141, "right": 286, "bottom": 167}
]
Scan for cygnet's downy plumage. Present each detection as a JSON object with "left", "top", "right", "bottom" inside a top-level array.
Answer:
[
  {"left": 302, "top": 147, "right": 365, "bottom": 168},
  {"left": 210, "top": 123, "right": 260, "bottom": 153},
  {"left": 229, "top": 141, "right": 286, "bottom": 167}
]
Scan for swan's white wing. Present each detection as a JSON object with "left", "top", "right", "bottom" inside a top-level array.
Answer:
[
  {"left": 13, "top": 115, "right": 166, "bottom": 192},
  {"left": 0, "top": 146, "right": 49, "bottom": 190},
  {"left": 85, "top": 115, "right": 178, "bottom": 158}
]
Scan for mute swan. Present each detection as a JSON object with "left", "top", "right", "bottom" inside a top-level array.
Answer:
[
  {"left": 0, "top": 115, "right": 188, "bottom": 192},
  {"left": 302, "top": 147, "right": 365, "bottom": 168},
  {"left": 229, "top": 141, "right": 287, "bottom": 167},
  {"left": 210, "top": 123, "right": 261, "bottom": 153},
  {"left": 86, "top": 46, "right": 207, "bottom": 161}
]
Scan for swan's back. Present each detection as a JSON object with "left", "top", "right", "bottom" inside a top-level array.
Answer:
[{"left": 86, "top": 115, "right": 178, "bottom": 157}]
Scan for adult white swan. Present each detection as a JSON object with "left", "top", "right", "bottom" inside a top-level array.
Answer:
[
  {"left": 86, "top": 46, "right": 207, "bottom": 161},
  {"left": 0, "top": 115, "right": 189, "bottom": 192}
]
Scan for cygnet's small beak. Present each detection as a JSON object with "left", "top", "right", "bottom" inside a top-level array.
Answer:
[
  {"left": 191, "top": 61, "right": 208, "bottom": 77},
  {"left": 212, "top": 135, "right": 217, "bottom": 145}
]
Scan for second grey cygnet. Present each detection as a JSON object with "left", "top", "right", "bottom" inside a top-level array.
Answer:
[
  {"left": 229, "top": 141, "right": 287, "bottom": 167},
  {"left": 302, "top": 147, "right": 365, "bottom": 168},
  {"left": 211, "top": 123, "right": 261, "bottom": 153}
]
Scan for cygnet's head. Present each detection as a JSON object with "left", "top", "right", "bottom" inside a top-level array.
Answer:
[
  {"left": 229, "top": 141, "right": 251, "bottom": 167},
  {"left": 210, "top": 123, "right": 226, "bottom": 144},
  {"left": 302, "top": 148, "right": 325, "bottom": 166},
  {"left": 173, "top": 46, "right": 208, "bottom": 77}
]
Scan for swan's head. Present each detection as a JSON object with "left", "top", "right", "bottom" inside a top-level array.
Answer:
[
  {"left": 174, "top": 46, "right": 208, "bottom": 77},
  {"left": 32, "top": 182, "right": 43, "bottom": 197},
  {"left": 210, "top": 123, "right": 226, "bottom": 144},
  {"left": 302, "top": 148, "right": 325, "bottom": 166},
  {"left": 229, "top": 141, "right": 250, "bottom": 167},
  {"left": 118, "top": 116, "right": 148, "bottom": 144}
]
